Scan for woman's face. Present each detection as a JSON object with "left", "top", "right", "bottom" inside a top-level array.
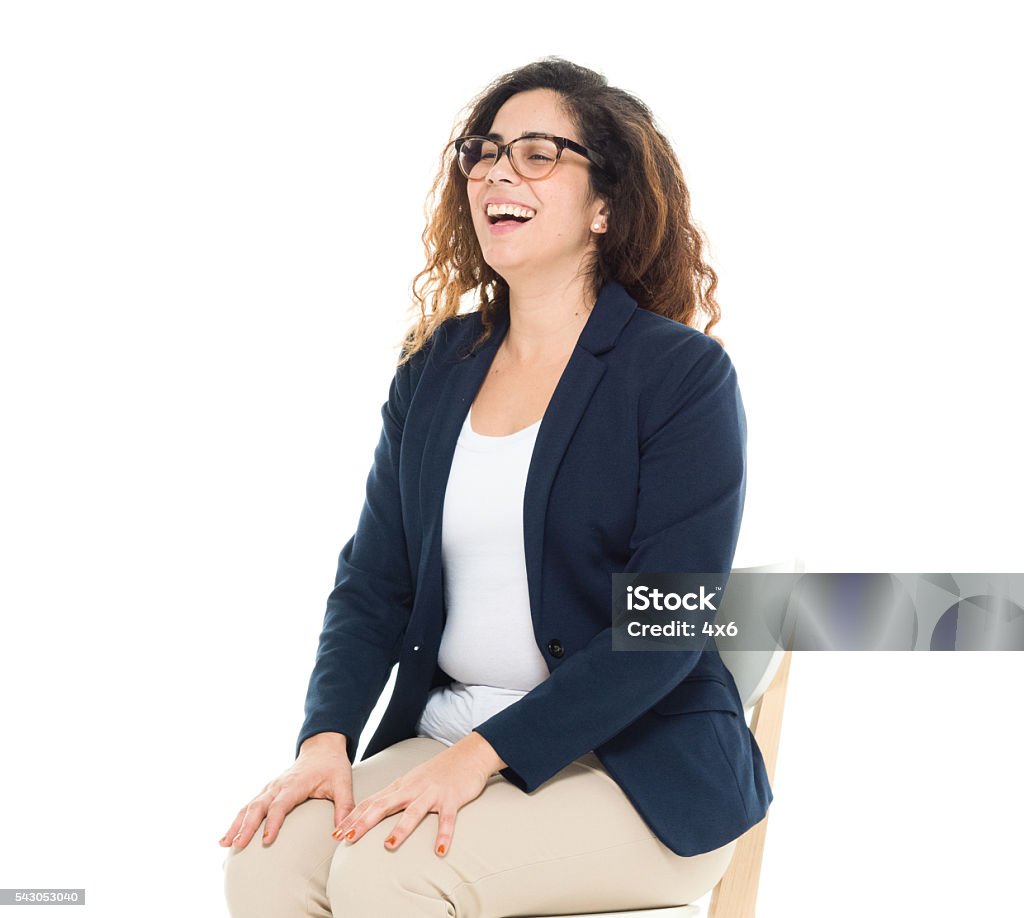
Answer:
[{"left": 465, "top": 88, "right": 607, "bottom": 283}]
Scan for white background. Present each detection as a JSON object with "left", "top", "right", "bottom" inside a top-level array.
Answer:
[{"left": 1, "top": 2, "right": 1020, "bottom": 916}]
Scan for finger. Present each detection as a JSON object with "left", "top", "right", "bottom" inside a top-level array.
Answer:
[
  {"left": 335, "top": 798, "right": 387, "bottom": 842},
  {"left": 382, "top": 796, "right": 434, "bottom": 851},
  {"left": 219, "top": 806, "right": 248, "bottom": 846},
  {"left": 332, "top": 776, "right": 400, "bottom": 837},
  {"left": 260, "top": 785, "right": 309, "bottom": 845},
  {"left": 332, "top": 774, "right": 410, "bottom": 840},
  {"left": 231, "top": 798, "right": 271, "bottom": 849},
  {"left": 333, "top": 798, "right": 371, "bottom": 840},
  {"left": 220, "top": 777, "right": 276, "bottom": 846},
  {"left": 335, "top": 793, "right": 403, "bottom": 843},
  {"left": 333, "top": 785, "right": 395, "bottom": 839},
  {"left": 333, "top": 777, "right": 356, "bottom": 833},
  {"left": 434, "top": 807, "right": 458, "bottom": 857},
  {"left": 333, "top": 798, "right": 356, "bottom": 836}
]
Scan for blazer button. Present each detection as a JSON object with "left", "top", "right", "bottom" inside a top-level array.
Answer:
[{"left": 547, "top": 639, "right": 564, "bottom": 658}]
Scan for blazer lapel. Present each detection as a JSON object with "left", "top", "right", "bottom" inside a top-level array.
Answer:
[{"left": 417, "top": 280, "right": 638, "bottom": 638}]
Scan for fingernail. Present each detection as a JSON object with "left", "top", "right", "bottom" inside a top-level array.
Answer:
[
  {"left": 385, "top": 835, "right": 396, "bottom": 846},
  {"left": 437, "top": 843, "right": 446, "bottom": 855}
]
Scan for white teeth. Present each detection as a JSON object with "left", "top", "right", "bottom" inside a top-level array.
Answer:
[{"left": 486, "top": 203, "right": 536, "bottom": 219}]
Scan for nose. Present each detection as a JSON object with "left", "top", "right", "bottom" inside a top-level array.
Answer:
[{"left": 484, "top": 146, "right": 519, "bottom": 183}]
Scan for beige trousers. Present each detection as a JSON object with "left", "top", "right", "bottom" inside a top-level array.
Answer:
[{"left": 222, "top": 736, "right": 735, "bottom": 917}]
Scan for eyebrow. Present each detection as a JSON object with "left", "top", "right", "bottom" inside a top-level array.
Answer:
[{"left": 485, "top": 131, "right": 547, "bottom": 141}]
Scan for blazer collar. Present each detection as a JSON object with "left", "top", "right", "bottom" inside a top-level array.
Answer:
[{"left": 417, "top": 279, "right": 638, "bottom": 633}]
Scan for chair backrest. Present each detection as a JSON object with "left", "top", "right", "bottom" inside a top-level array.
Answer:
[
  {"left": 718, "top": 560, "right": 804, "bottom": 712},
  {"left": 522, "top": 561, "right": 803, "bottom": 918}
]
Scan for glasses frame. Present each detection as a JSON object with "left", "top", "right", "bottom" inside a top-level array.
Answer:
[{"left": 452, "top": 132, "right": 615, "bottom": 182}]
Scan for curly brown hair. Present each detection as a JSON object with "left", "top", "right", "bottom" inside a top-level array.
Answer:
[{"left": 396, "top": 56, "right": 725, "bottom": 367}]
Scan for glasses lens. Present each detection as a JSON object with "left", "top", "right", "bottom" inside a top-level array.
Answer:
[
  {"left": 457, "top": 137, "right": 558, "bottom": 179},
  {"left": 511, "top": 137, "right": 558, "bottom": 178},
  {"left": 457, "top": 138, "right": 495, "bottom": 179}
]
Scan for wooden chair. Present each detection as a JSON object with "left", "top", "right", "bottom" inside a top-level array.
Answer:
[{"left": 520, "top": 561, "right": 800, "bottom": 918}]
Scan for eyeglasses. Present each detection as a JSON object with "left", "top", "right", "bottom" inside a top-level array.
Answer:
[{"left": 452, "top": 132, "right": 614, "bottom": 181}]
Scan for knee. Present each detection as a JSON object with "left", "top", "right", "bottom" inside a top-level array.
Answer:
[
  {"left": 222, "top": 799, "right": 336, "bottom": 918},
  {"left": 223, "top": 836, "right": 295, "bottom": 917},
  {"left": 327, "top": 827, "right": 454, "bottom": 913},
  {"left": 223, "top": 823, "right": 300, "bottom": 917}
]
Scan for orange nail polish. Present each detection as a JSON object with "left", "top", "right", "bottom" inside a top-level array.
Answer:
[
  {"left": 437, "top": 843, "right": 446, "bottom": 855},
  {"left": 385, "top": 835, "right": 396, "bottom": 846},
  {"left": 345, "top": 829, "right": 356, "bottom": 840}
]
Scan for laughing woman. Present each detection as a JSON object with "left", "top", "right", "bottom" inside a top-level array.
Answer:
[{"left": 221, "top": 56, "right": 772, "bottom": 917}]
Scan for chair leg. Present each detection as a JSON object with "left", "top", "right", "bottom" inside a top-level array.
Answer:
[{"left": 707, "top": 649, "right": 793, "bottom": 918}]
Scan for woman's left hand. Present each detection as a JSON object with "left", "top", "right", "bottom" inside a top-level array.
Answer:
[{"left": 331, "top": 733, "right": 502, "bottom": 857}]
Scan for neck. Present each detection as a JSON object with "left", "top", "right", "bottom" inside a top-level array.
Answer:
[{"left": 502, "top": 275, "right": 595, "bottom": 364}]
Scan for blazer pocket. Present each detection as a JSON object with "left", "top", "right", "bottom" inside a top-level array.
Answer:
[{"left": 651, "top": 677, "right": 742, "bottom": 717}]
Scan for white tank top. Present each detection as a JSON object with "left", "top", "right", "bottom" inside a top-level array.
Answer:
[{"left": 414, "top": 407, "right": 550, "bottom": 746}]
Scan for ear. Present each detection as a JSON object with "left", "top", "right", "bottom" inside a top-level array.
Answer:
[{"left": 589, "top": 199, "right": 610, "bottom": 233}]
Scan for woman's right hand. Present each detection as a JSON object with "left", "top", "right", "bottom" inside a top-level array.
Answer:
[{"left": 219, "top": 733, "right": 355, "bottom": 849}]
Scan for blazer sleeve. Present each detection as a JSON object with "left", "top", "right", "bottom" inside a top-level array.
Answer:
[
  {"left": 294, "top": 338, "right": 430, "bottom": 764},
  {"left": 472, "top": 334, "right": 748, "bottom": 792}
]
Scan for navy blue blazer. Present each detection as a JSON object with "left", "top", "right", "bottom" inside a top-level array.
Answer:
[{"left": 296, "top": 279, "right": 773, "bottom": 856}]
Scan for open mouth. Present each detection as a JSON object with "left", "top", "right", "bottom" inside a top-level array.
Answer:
[{"left": 487, "top": 212, "right": 533, "bottom": 225}]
